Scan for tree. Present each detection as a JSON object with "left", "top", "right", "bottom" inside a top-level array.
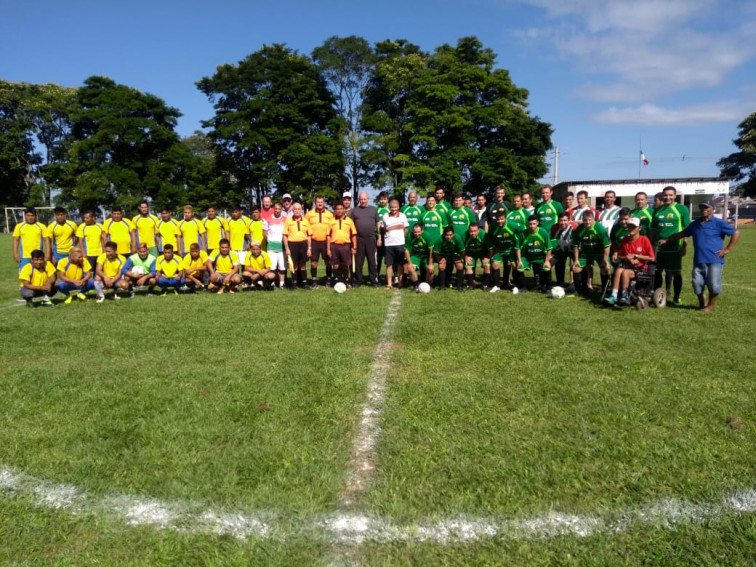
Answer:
[
  {"left": 49, "top": 76, "right": 189, "bottom": 212},
  {"left": 312, "top": 35, "right": 375, "bottom": 198},
  {"left": 718, "top": 112, "right": 756, "bottom": 197},
  {"left": 197, "top": 44, "right": 346, "bottom": 206},
  {"left": 361, "top": 39, "right": 427, "bottom": 198},
  {"left": 407, "top": 37, "right": 552, "bottom": 195},
  {"left": 0, "top": 81, "right": 39, "bottom": 207}
]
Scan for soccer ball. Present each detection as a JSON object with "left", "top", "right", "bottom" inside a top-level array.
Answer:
[
  {"left": 334, "top": 282, "right": 347, "bottom": 294},
  {"left": 548, "top": 286, "right": 565, "bottom": 299},
  {"left": 417, "top": 282, "right": 431, "bottom": 294},
  {"left": 131, "top": 265, "right": 145, "bottom": 276}
]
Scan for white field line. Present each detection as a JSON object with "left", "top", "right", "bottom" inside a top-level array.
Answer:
[
  {"left": 339, "top": 290, "right": 403, "bottom": 509},
  {"left": 1, "top": 467, "right": 754, "bottom": 543},
  {"left": 0, "top": 301, "right": 25, "bottom": 312},
  {"left": 722, "top": 283, "right": 756, "bottom": 292}
]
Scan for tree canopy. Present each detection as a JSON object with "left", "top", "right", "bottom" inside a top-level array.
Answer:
[{"left": 718, "top": 112, "right": 756, "bottom": 197}]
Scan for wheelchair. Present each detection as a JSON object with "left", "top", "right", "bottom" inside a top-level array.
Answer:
[{"left": 601, "top": 261, "right": 667, "bottom": 310}]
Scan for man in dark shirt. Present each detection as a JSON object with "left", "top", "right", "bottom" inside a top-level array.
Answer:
[{"left": 348, "top": 191, "right": 381, "bottom": 287}]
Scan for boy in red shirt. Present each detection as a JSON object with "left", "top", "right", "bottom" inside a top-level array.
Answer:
[{"left": 605, "top": 217, "right": 655, "bottom": 305}]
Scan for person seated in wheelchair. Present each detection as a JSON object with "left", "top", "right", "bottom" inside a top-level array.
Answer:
[{"left": 604, "top": 217, "right": 655, "bottom": 305}]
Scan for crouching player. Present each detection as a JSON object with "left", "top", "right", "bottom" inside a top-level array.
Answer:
[
  {"left": 604, "top": 217, "right": 655, "bottom": 305},
  {"left": 432, "top": 227, "right": 465, "bottom": 291},
  {"left": 208, "top": 238, "right": 241, "bottom": 294},
  {"left": 243, "top": 241, "right": 276, "bottom": 289},
  {"left": 94, "top": 241, "right": 129, "bottom": 302},
  {"left": 155, "top": 244, "right": 185, "bottom": 295},
  {"left": 122, "top": 242, "right": 157, "bottom": 297},
  {"left": 19, "top": 249, "right": 56, "bottom": 307},
  {"left": 57, "top": 246, "right": 94, "bottom": 303},
  {"left": 182, "top": 243, "right": 209, "bottom": 292},
  {"left": 403, "top": 223, "right": 432, "bottom": 289},
  {"left": 514, "top": 216, "right": 553, "bottom": 293}
]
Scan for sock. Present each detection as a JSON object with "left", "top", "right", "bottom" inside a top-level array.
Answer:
[
  {"left": 456, "top": 269, "right": 464, "bottom": 290},
  {"left": 600, "top": 273, "right": 609, "bottom": 290},
  {"left": 310, "top": 266, "right": 318, "bottom": 280},
  {"left": 438, "top": 269, "right": 446, "bottom": 290},
  {"left": 491, "top": 269, "right": 500, "bottom": 287},
  {"left": 483, "top": 270, "right": 491, "bottom": 287},
  {"left": 326, "top": 265, "right": 332, "bottom": 282},
  {"left": 611, "top": 288, "right": 618, "bottom": 296},
  {"left": 503, "top": 264, "right": 511, "bottom": 287},
  {"left": 673, "top": 274, "right": 682, "bottom": 300},
  {"left": 655, "top": 271, "right": 663, "bottom": 291},
  {"left": 94, "top": 280, "right": 104, "bottom": 298},
  {"left": 514, "top": 271, "right": 526, "bottom": 289},
  {"left": 467, "top": 272, "right": 474, "bottom": 287},
  {"left": 541, "top": 270, "right": 552, "bottom": 289}
]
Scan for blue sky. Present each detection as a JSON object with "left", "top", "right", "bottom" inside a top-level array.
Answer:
[{"left": 1, "top": 0, "right": 754, "bottom": 186}]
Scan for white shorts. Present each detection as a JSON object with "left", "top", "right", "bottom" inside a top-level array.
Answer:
[
  {"left": 234, "top": 250, "right": 248, "bottom": 265},
  {"left": 268, "top": 250, "right": 285, "bottom": 270}
]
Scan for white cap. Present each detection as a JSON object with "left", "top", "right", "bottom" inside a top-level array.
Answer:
[
  {"left": 282, "top": 193, "right": 292, "bottom": 200},
  {"left": 342, "top": 192, "right": 352, "bottom": 199}
]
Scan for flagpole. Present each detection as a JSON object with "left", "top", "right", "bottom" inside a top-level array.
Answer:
[{"left": 638, "top": 137, "right": 642, "bottom": 180}]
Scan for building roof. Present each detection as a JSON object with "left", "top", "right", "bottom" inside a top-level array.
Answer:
[{"left": 553, "top": 177, "right": 728, "bottom": 190}]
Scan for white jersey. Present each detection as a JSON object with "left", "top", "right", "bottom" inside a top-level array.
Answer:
[
  {"left": 553, "top": 224, "right": 575, "bottom": 255},
  {"left": 571, "top": 206, "right": 596, "bottom": 222},
  {"left": 382, "top": 212, "right": 409, "bottom": 246},
  {"left": 599, "top": 206, "right": 621, "bottom": 233},
  {"left": 266, "top": 213, "right": 286, "bottom": 252}
]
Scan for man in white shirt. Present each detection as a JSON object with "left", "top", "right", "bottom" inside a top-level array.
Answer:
[
  {"left": 381, "top": 199, "right": 409, "bottom": 289},
  {"left": 599, "top": 190, "right": 621, "bottom": 233}
]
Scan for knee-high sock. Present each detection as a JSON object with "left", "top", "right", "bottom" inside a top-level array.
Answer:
[
  {"left": 514, "top": 270, "right": 526, "bottom": 290},
  {"left": 456, "top": 268, "right": 464, "bottom": 290},
  {"left": 438, "top": 268, "right": 446, "bottom": 290},
  {"left": 673, "top": 273, "right": 682, "bottom": 299}
]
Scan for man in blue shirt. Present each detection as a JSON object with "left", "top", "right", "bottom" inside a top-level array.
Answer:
[{"left": 659, "top": 199, "right": 740, "bottom": 312}]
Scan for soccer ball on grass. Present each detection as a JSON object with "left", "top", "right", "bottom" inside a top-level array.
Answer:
[
  {"left": 417, "top": 282, "right": 431, "bottom": 294},
  {"left": 334, "top": 282, "right": 347, "bottom": 294}
]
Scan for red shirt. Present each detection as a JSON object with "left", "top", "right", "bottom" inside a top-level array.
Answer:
[
  {"left": 619, "top": 235, "right": 654, "bottom": 269},
  {"left": 260, "top": 207, "right": 275, "bottom": 222}
]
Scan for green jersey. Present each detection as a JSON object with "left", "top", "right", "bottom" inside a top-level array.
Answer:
[
  {"left": 610, "top": 224, "right": 630, "bottom": 250},
  {"left": 519, "top": 227, "right": 553, "bottom": 262},
  {"left": 404, "top": 233, "right": 431, "bottom": 261},
  {"left": 535, "top": 200, "right": 563, "bottom": 232},
  {"left": 401, "top": 204, "right": 424, "bottom": 232},
  {"left": 448, "top": 206, "right": 476, "bottom": 240},
  {"left": 631, "top": 207, "right": 653, "bottom": 233},
  {"left": 463, "top": 232, "right": 489, "bottom": 258},
  {"left": 421, "top": 210, "right": 445, "bottom": 246},
  {"left": 651, "top": 203, "right": 690, "bottom": 252},
  {"left": 435, "top": 199, "right": 450, "bottom": 219},
  {"left": 127, "top": 252, "right": 156, "bottom": 274},
  {"left": 506, "top": 208, "right": 529, "bottom": 234},
  {"left": 488, "top": 224, "right": 519, "bottom": 255},
  {"left": 572, "top": 222, "right": 610, "bottom": 256},
  {"left": 433, "top": 236, "right": 464, "bottom": 259},
  {"left": 377, "top": 205, "right": 390, "bottom": 238}
]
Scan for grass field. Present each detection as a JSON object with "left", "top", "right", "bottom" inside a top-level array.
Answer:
[{"left": 1, "top": 229, "right": 754, "bottom": 565}]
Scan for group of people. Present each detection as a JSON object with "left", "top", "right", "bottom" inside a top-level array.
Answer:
[{"left": 11, "top": 184, "right": 740, "bottom": 311}]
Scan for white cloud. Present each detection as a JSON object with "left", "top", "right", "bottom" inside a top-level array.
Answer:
[
  {"left": 514, "top": 0, "right": 756, "bottom": 102},
  {"left": 592, "top": 101, "right": 755, "bottom": 126}
]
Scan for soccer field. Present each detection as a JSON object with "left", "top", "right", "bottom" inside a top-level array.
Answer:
[{"left": 1, "top": 230, "right": 755, "bottom": 565}]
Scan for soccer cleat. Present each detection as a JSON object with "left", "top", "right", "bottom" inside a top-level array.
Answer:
[
  {"left": 172, "top": 289, "right": 179, "bottom": 295},
  {"left": 76, "top": 293, "right": 87, "bottom": 301},
  {"left": 617, "top": 293, "right": 630, "bottom": 306},
  {"left": 604, "top": 294, "right": 617, "bottom": 305},
  {"left": 511, "top": 287, "right": 519, "bottom": 295},
  {"left": 489, "top": 286, "right": 500, "bottom": 293},
  {"left": 670, "top": 298, "right": 682, "bottom": 306},
  {"left": 113, "top": 293, "right": 121, "bottom": 301},
  {"left": 64, "top": 295, "right": 74, "bottom": 305},
  {"left": 40, "top": 299, "right": 54, "bottom": 308},
  {"left": 25, "top": 301, "right": 36, "bottom": 308},
  {"left": 96, "top": 296, "right": 105, "bottom": 303},
  {"left": 42, "top": 294, "right": 51, "bottom": 302},
  {"left": 129, "top": 292, "right": 135, "bottom": 299},
  {"left": 311, "top": 282, "right": 319, "bottom": 289}
]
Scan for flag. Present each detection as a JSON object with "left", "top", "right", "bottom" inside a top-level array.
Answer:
[{"left": 640, "top": 151, "right": 649, "bottom": 166}]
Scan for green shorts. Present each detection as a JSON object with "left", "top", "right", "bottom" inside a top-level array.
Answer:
[
  {"left": 576, "top": 254, "right": 606, "bottom": 269},
  {"left": 656, "top": 251, "right": 682, "bottom": 271},
  {"left": 518, "top": 257, "right": 548, "bottom": 272},
  {"left": 491, "top": 250, "right": 514, "bottom": 264},
  {"left": 410, "top": 257, "right": 428, "bottom": 271}
]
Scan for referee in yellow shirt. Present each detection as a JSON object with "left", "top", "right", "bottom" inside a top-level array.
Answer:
[
  {"left": 283, "top": 202, "right": 311, "bottom": 289},
  {"left": 304, "top": 195, "right": 334, "bottom": 288}
]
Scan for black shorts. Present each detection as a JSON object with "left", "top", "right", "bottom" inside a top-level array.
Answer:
[
  {"left": 330, "top": 243, "right": 351, "bottom": 266},
  {"left": 384, "top": 245, "right": 406, "bottom": 266},
  {"left": 311, "top": 240, "right": 328, "bottom": 262},
  {"left": 289, "top": 241, "right": 308, "bottom": 264}
]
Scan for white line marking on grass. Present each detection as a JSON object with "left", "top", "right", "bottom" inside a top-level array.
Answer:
[
  {"left": 723, "top": 283, "right": 756, "bottom": 292},
  {"left": 339, "top": 290, "right": 403, "bottom": 510},
  {"left": 1, "top": 466, "right": 754, "bottom": 543},
  {"left": 0, "top": 301, "right": 24, "bottom": 312}
]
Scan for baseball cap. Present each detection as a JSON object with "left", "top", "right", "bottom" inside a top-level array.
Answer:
[
  {"left": 342, "top": 191, "right": 352, "bottom": 199},
  {"left": 627, "top": 217, "right": 641, "bottom": 227},
  {"left": 282, "top": 193, "right": 292, "bottom": 200},
  {"left": 699, "top": 199, "right": 714, "bottom": 208}
]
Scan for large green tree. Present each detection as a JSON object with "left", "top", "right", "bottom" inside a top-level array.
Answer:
[
  {"left": 49, "top": 76, "right": 188, "bottom": 212},
  {"left": 718, "top": 112, "right": 756, "bottom": 197},
  {"left": 312, "top": 35, "right": 375, "bottom": 199},
  {"left": 197, "top": 44, "right": 346, "bottom": 206},
  {"left": 407, "top": 36, "right": 552, "bottom": 195},
  {"left": 0, "top": 81, "right": 38, "bottom": 208}
]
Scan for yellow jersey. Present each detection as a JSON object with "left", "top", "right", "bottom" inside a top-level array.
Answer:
[
  {"left": 305, "top": 209, "right": 334, "bottom": 241},
  {"left": 157, "top": 218, "right": 181, "bottom": 250},
  {"left": 182, "top": 251, "right": 209, "bottom": 277},
  {"left": 156, "top": 254, "right": 183, "bottom": 278},
  {"left": 75, "top": 223, "right": 105, "bottom": 257},
  {"left": 203, "top": 217, "right": 228, "bottom": 251},
  {"left": 249, "top": 219, "right": 268, "bottom": 246},
  {"left": 329, "top": 217, "right": 357, "bottom": 245},
  {"left": 103, "top": 218, "right": 135, "bottom": 254},
  {"left": 13, "top": 221, "right": 48, "bottom": 259},
  {"left": 132, "top": 214, "right": 160, "bottom": 248},
  {"left": 47, "top": 220, "right": 78, "bottom": 255},
  {"left": 179, "top": 218, "right": 206, "bottom": 254},
  {"left": 245, "top": 251, "right": 272, "bottom": 271},
  {"left": 18, "top": 261, "right": 56, "bottom": 287},
  {"left": 210, "top": 250, "right": 239, "bottom": 274},
  {"left": 283, "top": 217, "right": 310, "bottom": 243},
  {"left": 96, "top": 253, "right": 126, "bottom": 279},
  {"left": 57, "top": 257, "right": 93, "bottom": 280},
  {"left": 227, "top": 216, "right": 251, "bottom": 250}
]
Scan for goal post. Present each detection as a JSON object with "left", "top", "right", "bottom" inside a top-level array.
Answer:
[{"left": 4, "top": 207, "right": 56, "bottom": 233}]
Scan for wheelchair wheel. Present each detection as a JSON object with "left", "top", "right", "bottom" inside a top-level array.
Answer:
[
  {"left": 635, "top": 298, "right": 648, "bottom": 310},
  {"left": 652, "top": 288, "right": 667, "bottom": 308}
]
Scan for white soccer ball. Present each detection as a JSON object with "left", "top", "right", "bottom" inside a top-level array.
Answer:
[
  {"left": 417, "top": 282, "right": 431, "bottom": 294},
  {"left": 131, "top": 265, "right": 145, "bottom": 276},
  {"left": 549, "top": 286, "right": 565, "bottom": 299},
  {"left": 334, "top": 282, "right": 347, "bottom": 294}
]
